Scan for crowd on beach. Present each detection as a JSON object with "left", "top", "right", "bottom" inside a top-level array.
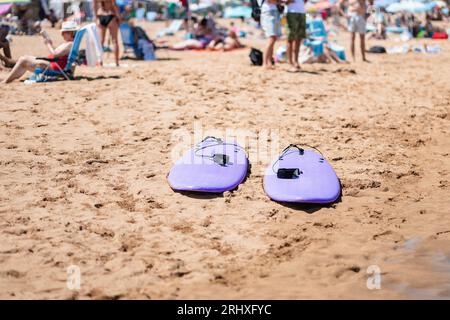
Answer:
[
  {"left": 1, "top": 0, "right": 449, "bottom": 83},
  {"left": 0, "top": 1, "right": 247, "bottom": 83}
]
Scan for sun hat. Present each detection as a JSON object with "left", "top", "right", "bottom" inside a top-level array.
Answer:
[{"left": 60, "top": 21, "right": 79, "bottom": 33}]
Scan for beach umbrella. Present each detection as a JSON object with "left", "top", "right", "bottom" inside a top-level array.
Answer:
[
  {"left": 374, "top": 0, "right": 399, "bottom": 8},
  {"left": 434, "top": 0, "right": 447, "bottom": 7},
  {"left": 0, "top": 3, "right": 12, "bottom": 15},
  {"left": 386, "top": 1, "right": 434, "bottom": 12}
]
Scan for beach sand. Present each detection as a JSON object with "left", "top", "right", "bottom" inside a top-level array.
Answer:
[{"left": 0, "top": 20, "right": 449, "bottom": 299}]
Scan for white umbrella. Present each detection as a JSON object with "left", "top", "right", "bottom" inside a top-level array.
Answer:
[
  {"left": 386, "top": 1, "right": 434, "bottom": 13},
  {"left": 434, "top": 0, "right": 447, "bottom": 7}
]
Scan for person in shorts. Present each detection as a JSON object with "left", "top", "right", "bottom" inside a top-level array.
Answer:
[
  {"left": 260, "top": 0, "right": 282, "bottom": 69},
  {"left": 338, "top": 0, "right": 370, "bottom": 62},
  {"left": 285, "top": 0, "right": 306, "bottom": 72}
]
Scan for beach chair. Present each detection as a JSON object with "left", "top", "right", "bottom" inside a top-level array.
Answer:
[
  {"left": 119, "top": 22, "right": 167, "bottom": 60},
  {"left": 304, "top": 17, "right": 346, "bottom": 62},
  {"left": 328, "top": 42, "right": 346, "bottom": 61},
  {"left": 307, "top": 17, "right": 327, "bottom": 40},
  {"left": 156, "top": 19, "right": 183, "bottom": 38},
  {"left": 119, "top": 22, "right": 139, "bottom": 57},
  {"left": 29, "top": 28, "right": 87, "bottom": 82},
  {"left": 305, "top": 18, "right": 327, "bottom": 57}
]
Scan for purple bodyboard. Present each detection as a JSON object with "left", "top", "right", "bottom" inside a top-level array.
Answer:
[
  {"left": 263, "top": 149, "right": 341, "bottom": 204},
  {"left": 168, "top": 139, "right": 248, "bottom": 193}
]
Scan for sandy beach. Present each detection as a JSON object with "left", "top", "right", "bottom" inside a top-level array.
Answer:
[{"left": 0, "top": 20, "right": 450, "bottom": 299}]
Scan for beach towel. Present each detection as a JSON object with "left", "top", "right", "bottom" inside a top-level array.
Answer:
[
  {"left": 425, "top": 45, "right": 441, "bottom": 54},
  {"left": 387, "top": 44, "right": 410, "bottom": 54},
  {"left": 84, "top": 23, "right": 103, "bottom": 67}
]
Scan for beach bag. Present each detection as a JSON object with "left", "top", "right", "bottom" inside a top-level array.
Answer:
[
  {"left": 249, "top": 48, "right": 263, "bottom": 66},
  {"left": 368, "top": 46, "right": 386, "bottom": 54},
  {"left": 277, "top": 4, "right": 285, "bottom": 14},
  {"left": 432, "top": 32, "right": 448, "bottom": 39},
  {"left": 251, "top": 0, "right": 264, "bottom": 23}
]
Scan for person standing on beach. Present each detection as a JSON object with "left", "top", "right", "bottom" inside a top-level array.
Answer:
[
  {"left": 259, "top": 0, "right": 282, "bottom": 69},
  {"left": 338, "top": 0, "right": 370, "bottom": 62},
  {"left": 285, "top": 0, "right": 306, "bottom": 72},
  {"left": 93, "top": 0, "right": 121, "bottom": 66}
]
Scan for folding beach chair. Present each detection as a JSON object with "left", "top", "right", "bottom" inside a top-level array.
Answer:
[
  {"left": 29, "top": 28, "right": 87, "bottom": 82},
  {"left": 120, "top": 22, "right": 138, "bottom": 57},
  {"left": 120, "top": 22, "right": 169, "bottom": 60},
  {"left": 307, "top": 17, "right": 328, "bottom": 40},
  {"left": 304, "top": 17, "right": 327, "bottom": 57},
  {"left": 305, "top": 17, "right": 346, "bottom": 61}
]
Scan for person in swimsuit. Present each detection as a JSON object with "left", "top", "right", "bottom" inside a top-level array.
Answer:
[
  {"left": 170, "top": 17, "right": 214, "bottom": 50},
  {"left": 2, "top": 21, "right": 77, "bottom": 83},
  {"left": 94, "top": 0, "right": 121, "bottom": 66},
  {"left": 207, "top": 31, "right": 243, "bottom": 51}
]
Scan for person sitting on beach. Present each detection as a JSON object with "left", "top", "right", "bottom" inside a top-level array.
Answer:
[
  {"left": 170, "top": 17, "right": 215, "bottom": 50},
  {"left": 368, "top": 8, "right": 387, "bottom": 40},
  {"left": 299, "top": 42, "right": 348, "bottom": 64},
  {"left": 0, "top": 24, "right": 14, "bottom": 69},
  {"left": 2, "top": 21, "right": 78, "bottom": 84},
  {"left": 424, "top": 14, "right": 446, "bottom": 37},
  {"left": 374, "top": 8, "right": 387, "bottom": 39},
  {"left": 207, "top": 30, "right": 243, "bottom": 51},
  {"left": 128, "top": 19, "right": 157, "bottom": 60}
]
